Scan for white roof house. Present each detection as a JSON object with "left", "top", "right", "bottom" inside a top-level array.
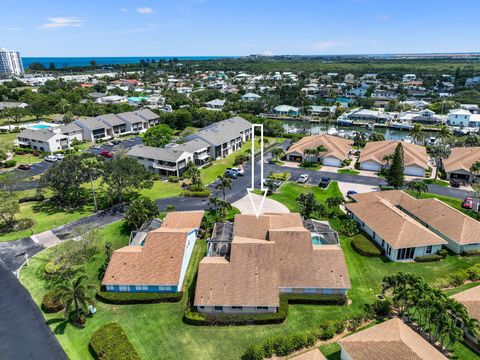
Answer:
[
  {"left": 204, "top": 99, "right": 226, "bottom": 110},
  {"left": 273, "top": 105, "right": 300, "bottom": 116},
  {"left": 241, "top": 93, "right": 261, "bottom": 101}
]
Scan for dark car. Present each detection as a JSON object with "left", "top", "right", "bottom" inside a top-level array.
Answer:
[
  {"left": 450, "top": 178, "right": 462, "bottom": 188},
  {"left": 99, "top": 150, "right": 113, "bottom": 158},
  {"left": 224, "top": 170, "right": 237, "bottom": 179},
  {"left": 17, "top": 164, "right": 31, "bottom": 170},
  {"left": 346, "top": 190, "right": 358, "bottom": 199},
  {"left": 111, "top": 140, "right": 122, "bottom": 146},
  {"left": 319, "top": 177, "right": 331, "bottom": 188}
]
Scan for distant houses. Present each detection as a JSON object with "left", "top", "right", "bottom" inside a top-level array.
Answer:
[
  {"left": 358, "top": 140, "right": 429, "bottom": 177},
  {"left": 102, "top": 211, "right": 204, "bottom": 293},
  {"left": 347, "top": 190, "right": 480, "bottom": 260},
  {"left": 273, "top": 105, "right": 300, "bottom": 117},
  {"left": 285, "top": 134, "right": 352, "bottom": 167},
  {"left": 204, "top": 99, "right": 226, "bottom": 110},
  {"left": 194, "top": 213, "right": 351, "bottom": 314}
]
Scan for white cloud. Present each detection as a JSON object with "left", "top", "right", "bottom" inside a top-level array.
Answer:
[
  {"left": 313, "top": 40, "right": 344, "bottom": 51},
  {"left": 120, "top": 7, "right": 128, "bottom": 12},
  {"left": 136, "top": 7, "right": 153, "bottom": 14},
  {"left": 262, "top": 50, "right": 273, "bottom": 56},
  {"left": 38, "top": 17, "right": 83, "bottom": 29},
  {"left": 376, "top": 14, "right": 390, "bottom": 21}
]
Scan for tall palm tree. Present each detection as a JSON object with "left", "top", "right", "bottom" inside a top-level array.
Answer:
[
  {"left": 410, "top": 123, "right": 424, "bottom": 144},
  {"left": 437, "top": 125, "right": 452, "bottom": 144},
  {"left": 303, "top": 148, "right": 317, "bottom": 162},
  {"left": 58, "top": 275, "right": 94, "bottom": 323},
  {"left": 80, "top": 156, "right": 102, "bottom": 211},
  {"left": 326, "top": 196, "right": 344, "bottom": 218},
  {"left": 215, "top": 175, "right": 232, "bottom": 201},
  {"left": 218, "top": 199, "right": 232, "bottom": 220},
  {"left": 470, "top": 161, "right": 480, "bottom": 183},
  {"left": 271, "top": 148, "right": 285, "bottom": 162},
  {"left": 430, "top": 146, "right": 451, "bottom": 180},
  {"left": 407, "top": 180, "right": 428, "bottom": 198},
  {"left": 353, "top": 131, "right": 367, "bottom": 148}
]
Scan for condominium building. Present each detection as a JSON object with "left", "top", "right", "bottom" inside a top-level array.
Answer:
[{"left": 0, "top": 48, "right": 24, "bottom": 76}]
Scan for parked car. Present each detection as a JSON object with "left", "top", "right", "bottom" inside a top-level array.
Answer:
[
  {"left": 450, "top": 178, "right": 462, "bottom": 188},
  {"left": 462, "top": 197, "right": 474, "bottom": 209},
  {"left": 17, "top": 164, "right": 31, "bottom": 170},
  {"left": 99, "top": 150, "right": 113, "bottom": 158},
  {"left": 44, "top": 155, "right": 58, "bottom": 163},
  {"left": 228, "top": 167, "right": 244, "bottom": 176},
  {"left": 224, "top": 170, "right": 238, "bottom": 179},
  {"left": 319, "top": 177, "right": 331, "bottom": 188},
  {"left": 91, "top": 144, "right": 101, "bottom": 150},
  {"left": 111, "top": 140, "right": 122, "bottom": 146},
  {"left": 347, "top": 190, "right": 358, "bottom": 199},
  {"left": 297, "top": 174, "right": 309, "bottom": 183},
  {"left": 55, "top": 154, "right": 64, "bottom": 160}
]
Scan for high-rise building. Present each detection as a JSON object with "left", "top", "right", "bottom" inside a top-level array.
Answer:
[{"left": 0, "top": 48, "right": 24, "bottom": 76}]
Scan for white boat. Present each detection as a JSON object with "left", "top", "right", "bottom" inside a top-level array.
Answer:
[
  {"left": 402, "top": 135, "right": 414, "bottom": 144},
  {"left": 367, "top": 123, "right": 375, "bottom": 129},
  {"left": 327, "top": 127, "right": 338, "bottom": 135},
  {"left": 391, "top": 121, "right": 413, "bottom": 130},
  {"left": 337, "top": 129, "right": 347, "bottom": 138}
]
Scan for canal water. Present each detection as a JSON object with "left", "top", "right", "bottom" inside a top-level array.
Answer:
[{"left": 281, "top": 120, "right": 438, "bottom": 141}]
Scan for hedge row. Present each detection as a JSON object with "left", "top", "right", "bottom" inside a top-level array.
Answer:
[
  {"left": 462, "top": 249, "right": 480, "bottom": 257},
  {"left": 241, "top": 320, "right": 344, "bottom": 360},
  {"left": 96, "top": 290, "right": 183, "bottom": 304},
  {"left": 89, "top": 323, "right": 141, "bottom": 360},
  {"left": 184, "top": 294, "right": 347, "bottom": 326},
  {"left": 181, "top": 189, "right": 211, "bottom": 197},
  {"left": 415, "top": 254, "right": 443, "bottom": 262},
  {"left": 351, "top": 235, "right": 382, "bottom": 257}
]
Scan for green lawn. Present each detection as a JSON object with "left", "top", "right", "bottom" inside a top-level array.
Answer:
[
  {"left": 337, "top": 169, "right": 360, "bottom": 175},
  {"left": 0, "top": 132, "right": 18, "bottom": 148},
  {"left": 423, "top": 178, "right": 450, "bottom": 187},
  {"left": 319, "top": 343, "right": 341, "bottom": 360}
]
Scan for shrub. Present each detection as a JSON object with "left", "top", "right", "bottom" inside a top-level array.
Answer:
[
  {"left": 241, "top": 344, "right": 264, "bottom": 360},
  {"left": 2, "top": 159, "right": 16, "bottom": 168},
  {"left": 19, "top": 194, "right": 45, "bottom": 203},
  {"left": 168, "top": 175, "right": 179, "bottom": 183},
  {"left": 96, "top": 290, "right": 183, "bottom": 304},
  {"left": 371, "top": 299, "right": 392, "bottom": 318},
  {"left": 333, "top": 320, "right": 346, "bottom": 334},
  {"left": 467, "top": 264, "right": 480, "bottom": 281},
  {"left": 44, "top": 261, "right": 62, "bottom": 276},
  {"left": 89, "top": 323, "right": 141, "bottom": 360},
  {"left": 338, "top": 219, "right": 359, "bottom": 236},
  {"left": 450, "top": 269, "right": 469, "bottom": 286},
  {"left": 41, "top": 289, "right": 64, "bottom": 313},
  {"left": 319, "top": 324, "right": 336, "bottom": 340},
  {"left": 181, "top": 189, "right": 211, "bottom": 197},
  {"left": 415, "top": 254, "right": 443, "bottom": 262},
  {"left": 462, "top": 249, "right": 480, "bottom": 257},
  {"left": 437, "top": 249, "right": 448, "bottom": 258},
  {"left": 202, "top": 162, "right": 213, "bottom": 169},
  {"left": 151, "top": 174, "right": 160, "bottom": 181},
  {"left": 234, "top": 154, "right": 249, "bottom": 165},
  {"left": 341, "top": 158, "right": 352, "bottom": 167},
  {"left": 351, "top": 235, "right": 382, "bottom": 257}
]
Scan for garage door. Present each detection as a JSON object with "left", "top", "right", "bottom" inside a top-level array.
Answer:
[
  {"left": 322, "top": 157, "right": 341, "bottom": 167},
  {"left": 360, "top": 161, "right": 380, "bottom": 172},
  {"left": 404, "top": 166, "right": 425, "bottom": 177}
]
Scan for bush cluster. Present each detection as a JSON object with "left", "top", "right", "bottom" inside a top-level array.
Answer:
[
  {"left": 351, "top": 235, "right": 382, "bottom": 257},
  {"left": 234, "top": 154, "right": 250, "bottom": 165},
  {"left": 19, "top": 194, "right": 45, "bottom": 203},
  {"left": 168, "top": 175, "right": 180, "bottom": 183},
  {"left": 89, "top": 323, "right": 141, "bottom": 360},
  {"left": 415, "top": 254, "right": 443, "bottom": 262},
  {"left": 467, "top": 263, "right": 480, "bottom": 281},
  {"left": 437, "top": 249, "right": 448, "bottom": 258},
  {"left": 462, "top": 249, "right": 480, "bottom": 257},
  {"left": 181, "top": 189, "right": 211, "bottom": 197},
  {"left": 338, "top": 219, "right": 359, "bottom": 237},
  {"left": 2, "top": 159, "right": 16, "bottom": 168},
  {"left": 96, "top": 290, "right": 183, "bottom": 304},
  {"left": 41, "top": 289, "right": 65, "bottom": 313}
]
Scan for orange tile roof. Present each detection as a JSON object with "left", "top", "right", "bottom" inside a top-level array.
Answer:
[
  {"left": 102, "top": 211, "right": 203, "bottom": 287},
  {"left": 194, "top": 213, "right": 351, "bottom": 307},
  {"left": 286, "top": 135, "right": 352, "bottom": 160},
  {"left": 359, "top": 140, "right": 428, "bottom": 169},
  {"left": 450, "top": 285, "right": 480, "bottom": 320},
  {"left": 443, "top": 147, "right": 480, "bottom": 174},
  {"left": 338, "top": 318, "right": 447, "bottom": 360},
  {"left": 289, "top": 349, "right": 327, "bottom": 360}
]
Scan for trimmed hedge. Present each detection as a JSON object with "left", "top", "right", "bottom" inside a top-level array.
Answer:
[
  {"left": 184, "top": 294, "right": 347, "bottom": 326},
  {"left": 462, "top": 249, "right": 480, "bottom": 257},
  {"left": 351, "top": 235, "right": 382, "bottom": 257},
  {"left": 2, "top": 159, "right": 16, "bottom": 168},
  {"left": 19, "top": 194, "right": 45, "bottom": 203},
  {"left": 41, "top": 289, "right": 65, "bottom": 313},
  {"left": 181, "top": 189, "right": 211, "bottom": 197},
  {"left": 415, "top": 254, "right": 442, "bottom": 262},
  {"left": 96, "top": 290, "right": 183, "bottom": 304},
  {"left": 89, "top": 323, "right": 140, "bottom": 360},
  {"left": 437, "top": 249, "right": 448, "bottom": 258}
]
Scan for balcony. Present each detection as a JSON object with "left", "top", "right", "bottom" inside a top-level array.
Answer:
[{"left": 153, "top": 162, "right": 177, "bottom": 170}]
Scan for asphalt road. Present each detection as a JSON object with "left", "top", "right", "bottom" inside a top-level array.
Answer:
[{"left": 0, "top": 263, "right": 67, "bottom": 360}]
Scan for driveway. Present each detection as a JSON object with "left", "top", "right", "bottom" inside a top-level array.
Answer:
[
  {"left": 232, "top": 192, "right": 290, "bottom": 215},
  {"left": 0, "top": 263, "right": 67, "bottom": 360},
  {"left": 337, "top": 181, "right": 379, "bottom": 197}
]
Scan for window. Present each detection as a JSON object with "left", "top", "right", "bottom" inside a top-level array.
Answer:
[
  {"left": 256, "top": 306, "right": 268, "bottom": 311},
  {"left": 426, "top": 245, "right": 432, "bottom": 254},
  {"left": 119, "top": 285, "right": 128, "bottom": 292},
  {"left": 231, "top": 306, "right": 243, "bottom": 310},
  {"left": 214, "top": 306, "right": 223, "bottom": 311},
  {"left": 305, "top": 288, "right": 316, "bottom": 293},
  {"left": 282, "top": 288, "right": 293, "bottom": 293},
  {"left": 381, "top": 239, "right": 385, "bottom": 248},
  {"left": 198, "top": 306, "right": 204, "bottom": 310}
]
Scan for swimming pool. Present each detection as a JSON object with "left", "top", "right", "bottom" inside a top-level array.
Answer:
[
  {"left": 311, "top": 235, "right": 328, "bottom": 245},
  {"left": 31, "top": 124, "right": 51, "bottom": 129}
]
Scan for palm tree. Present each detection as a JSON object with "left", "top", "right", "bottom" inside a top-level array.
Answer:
[
  {"left": 271, "top": 148, "right": 285, "bottom": 162},
  {"left": 470, "top": 161, "right": 480, "bottom": 183},
  {"left": 215, "top": 175, "right": 232, "bottom": 201},
  {"left": 430, "top": 146, "right": 451, "bottom": 180},
  {"left": 80, "top": 156, "right": 102, "bottom": 211},
  {"left": 58, "top": 275, "right": 94, "bottom": 324},
  {"left": 326, "top": 196, "right": 344, "bottom": 218},
  {"left": 218, "top": 199, "right": 232, "bottom": 220},
  {"left": 208, "top": 195, "right": 220, "bottom": 211},
  {"left": 316, "top": 144, "right": 327, "bottom": 155},
  {"left": 353, "top": 131, "right": 367, "bottom": 148},
  {"left": 303, "top": 148, "right": 317, "bottom": 162},
  {"left": 437, "top": 125, "right": 452, "bottom": 144},
  {"left": 410, "top": 123, "right": 424, "bottom": 144},
  {"left": 184, "top": 162, "right": 202, "bottom": 189},
  {"left": 407, "top": 180, "right": 428, "bottom": 198}
]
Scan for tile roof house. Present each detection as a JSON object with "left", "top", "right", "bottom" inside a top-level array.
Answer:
[
  {"left": 347, "top": 190, "right": 480, "bottom": 257},
  {"left": 443, "top": 147, "right": 480, "bottom": 183},
  {"left": 102, "top": 211, "right": 204, "bottom": 293},
  {"left": 290, "top": 349, "right": 326, "bottom": 360},
  {"left": 285, "top": 134, "right": 353, "bottom": 167},
  {"left": 450, "top": 285, "right": 480, "bottom": 345},
  {"left": 338, "top": 318, "right": 447, "bottom": 360},
  {"left": 194, "top": 213, "right": 351, "bottom": 314},
  {"left": 358, "top": 140, "right": 429, "bottom": 177}
]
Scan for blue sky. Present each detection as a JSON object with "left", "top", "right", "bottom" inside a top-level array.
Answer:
[{"left": 1, "top": 0, "right": 479, "bottom": 57}]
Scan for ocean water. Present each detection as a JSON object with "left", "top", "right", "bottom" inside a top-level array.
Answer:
[{"left": 22, "top": 56, "right": 237, "bottom": 69}]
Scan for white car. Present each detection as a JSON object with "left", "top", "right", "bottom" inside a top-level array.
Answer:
[
  {"left": 44, "top": 155, "right": 58, "bottom": 163},
  {"left": 54, "top": 154, "right": 64, "bottom": 160},
  {"left": 298, "top": 174, "right": 309, "bottom": 183},
  {"left": 230, "top": 167, "right": 245, "bottom": 176}
]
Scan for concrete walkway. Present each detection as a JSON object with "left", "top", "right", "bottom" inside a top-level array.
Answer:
[{"left": 232, "top": 193, "right": 290, "bottom": 215}]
